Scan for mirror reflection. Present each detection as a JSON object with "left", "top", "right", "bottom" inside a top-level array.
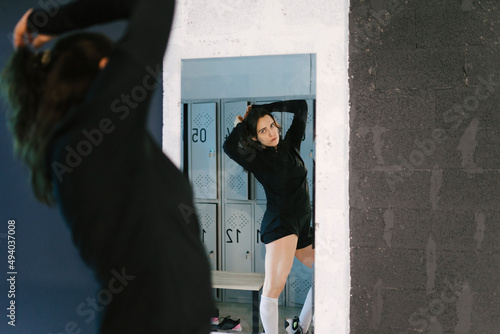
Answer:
[{"left": 181, "top": 54, "right": 316, "bottom": 333}]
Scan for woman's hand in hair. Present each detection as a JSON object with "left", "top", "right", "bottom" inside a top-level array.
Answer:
[
  {"left": 14, "top": 9, "right": 54, "bottom": 49},
  {"left": 244, "top": 105, "right": 252, "bottom": 120},
  {"left": 234, "top": 115, "right": 244, "bottom": 127}
]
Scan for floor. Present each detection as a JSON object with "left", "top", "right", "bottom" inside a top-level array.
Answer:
[{"left": 210, "top": 301, "right": 312, "bottom": 334}]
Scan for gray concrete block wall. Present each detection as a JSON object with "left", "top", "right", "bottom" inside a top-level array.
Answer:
[{"left": 349, "top": 1, "right": 500, "bottom": 333}]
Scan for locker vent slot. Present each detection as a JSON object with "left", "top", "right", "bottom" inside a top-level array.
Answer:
[
  {"left": 194, "top": 175, "right": 216, "bottom": 194},
  {"left": 199, "top": 212, "right": 215, "bottom": 229},
  {"left": 290, "top": 277, "right": 312, "bottom": 300},
  {"left": 227, "top": 212, "right": 250, "bottom": 229},
  {"left": 228, "top": 175, "right": 245, "bottom": 192},
  {"left": 194, "top": 113, "right": 214, "bottom": 127}
]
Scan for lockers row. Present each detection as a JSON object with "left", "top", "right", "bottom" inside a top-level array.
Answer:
[{"left": 182, "top": 98, "right": 315, "bottom": 306}]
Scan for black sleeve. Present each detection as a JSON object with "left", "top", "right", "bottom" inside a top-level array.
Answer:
[
  {"left": 253, "top": 100, "right": 308, "bottom": 151},
  {"left": 28, "top": 0, "right": 135, "bottom": 35},
  {"left": 223, "top": 122, "right": 257, "bottom": 172},
  {"left": 28, "top": 0, "right": 174, "bottom": 68}
]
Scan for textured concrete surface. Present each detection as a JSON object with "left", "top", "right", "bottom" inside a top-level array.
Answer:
[{"left": 349, "top": 0, "right": 500, "bottom": 333}]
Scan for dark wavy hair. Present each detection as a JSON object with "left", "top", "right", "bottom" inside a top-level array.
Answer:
[
  {"left": 1, "top": 32, "right": 114, "bottom": 205},
  {"left": 241, "top": 106, "right": 281, "bottom": 151}
]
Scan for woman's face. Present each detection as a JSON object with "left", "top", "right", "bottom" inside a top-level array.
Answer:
[{"left": 253, "top": 115, "right": 280, "bottom": 148}]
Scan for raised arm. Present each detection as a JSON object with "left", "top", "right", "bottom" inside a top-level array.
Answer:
[
  {"left": 25, "top": 0, "right": 174, "bottom": 68},
  {"left": 223, "top": 121, "right": 257, "bottom": 172},
  {"left": 26, "top": 0, "right": 134, "bottom": 35},
  {"left": 252, "top": 100, "right": 308, "bottom": 151}
]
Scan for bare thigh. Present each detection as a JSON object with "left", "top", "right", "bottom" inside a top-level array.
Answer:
[{"left": 263, "top": 234, "right": 298, "bottom": 298}]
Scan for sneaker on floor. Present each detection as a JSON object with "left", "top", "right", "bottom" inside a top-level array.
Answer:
[
  {"left": 215, "top": 316, "right": 242, "bottom": 332},
  {"left": 285, "top": 316, "right": 303, "bottom": 334}
]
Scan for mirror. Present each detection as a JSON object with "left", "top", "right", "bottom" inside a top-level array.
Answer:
[
  {"left": 180, "top": 54, "right": 316, "bottom": 323},
  {"left": 162, "top": 2, "right": 350, "bottom": 332}
]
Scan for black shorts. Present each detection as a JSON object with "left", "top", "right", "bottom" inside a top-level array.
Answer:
[{"left": 261, "top": 213, "right": 314, "bottom": 249}]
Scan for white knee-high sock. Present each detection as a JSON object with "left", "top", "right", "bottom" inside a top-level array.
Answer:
[
  {"left": 260, "top": 295, "right": 279, "bottom": 334},
  {"left": 299, "top": 287, "right": 313, "bottom": 332}
]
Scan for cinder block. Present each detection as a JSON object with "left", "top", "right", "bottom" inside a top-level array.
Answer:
[
  {"left": 437, "top": 171, "right": 500, "bottom": 210},
  {"left": 474, "top": 127, "right": 500, "bottom": 169},
  {"left": 350, "top": 208, "right": 432, "bottom": 250},
  {"left": 435, "top": 87, "right": 500, "bottom": 130},
  {"left": 434, "top": 251, "right": 500, "bottom": 294},
  {"left": 431, "top": 211, "right": 500, "bottom": 253},
  {"left": 470, "top": 292, "right": 500, "bottom": 334},
  {"left": 350, "top": 169, "right": 433, "bottom": 209},
  {"left": 350, "top": 89, "right": 435, "bottom": 129},
  {"left": 381, "top": 289, "right": 438, "bottom": 334},
  {"left": 382, "top": 288, "right": 458, "bottom": 333},
  {"left": 415, "top": 4, "right": 488, "bottom": 48},
  {"left": 466, "top": 45, "right": 500, "bottom": 87},
  {"left": 350, "top": 285, "right": 430, "bottom": 333},
  {"left": 351, "top": 247, "right": 427, "bottom": 289},
  {"left": 374, "top": 48, "right": 465, "bottom": 90},
  {"left": 350, "top": 128, "right": 465, "bottom": 170},
  {"left": 350, "top": 128, "right": 384, "bottom": 170},
  {"left": 350, "top": 0, "right": 416, "bottom": 51},
  {"left": 349, "top": 49, "right": 377, "bottom": 92}
]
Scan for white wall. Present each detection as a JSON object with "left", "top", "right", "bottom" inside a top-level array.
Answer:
[{"left": 162, "top": 1, "right": 350, "bottom": 333}]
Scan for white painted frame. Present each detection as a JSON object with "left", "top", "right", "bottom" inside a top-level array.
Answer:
[{"left": 162, "top": 1, "right": 350, "bottom": 333}]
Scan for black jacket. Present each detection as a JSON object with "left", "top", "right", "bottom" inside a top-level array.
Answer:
[
  {"left": 223, "top": 100, "right": 311, "bottom": 239},
  {"left": 30, "top": 0, "right": 214, "bottom": 333}
]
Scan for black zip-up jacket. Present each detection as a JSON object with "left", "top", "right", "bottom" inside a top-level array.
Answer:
[
  {"left": 29, "top": 0, "right": 214, "bottom": 333},
  {"left": 223, "top": 100, "right": 311, "bottom": 240}
]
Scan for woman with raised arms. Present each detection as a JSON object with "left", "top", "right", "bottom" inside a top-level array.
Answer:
[
  {"left": 2, "top": 0, "right": 215, "bottom": 332},
  {"left": 223, "top": 100, "right": 314, "bottom": 334}
]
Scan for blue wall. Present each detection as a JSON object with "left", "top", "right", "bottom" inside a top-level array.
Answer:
[{"left": 0, "top": 2, "right": 163, "bottom": 333}]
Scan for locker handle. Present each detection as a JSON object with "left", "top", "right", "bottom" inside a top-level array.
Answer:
[
  {"left": 245, "top": 251, "right": 250, "bottom": 260},
  {"left": 209, "top": 251, "right": 214, "bottom": 259}
]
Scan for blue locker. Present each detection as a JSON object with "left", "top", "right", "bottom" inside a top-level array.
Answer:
[
  {"left": 223, "top": 203, "right": 253, "bottom": 302},
  {"left": 196, "top": 203, "right": 217, "bottom": 270},
  {"left": 189, "top": 103, "right": 217, "bottom": 200}
]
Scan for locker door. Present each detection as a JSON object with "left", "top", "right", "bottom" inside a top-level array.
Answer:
[
  {"left": 223, "top": 203, "right": 253, "bottom": 302},
  {"left": 196, "top": 203, "right": 217, "bottom": 270},
  {"left": 223, "top": 101, "right": 249, "bottom": 200},
  {"left": 189, "top": 103, "right": 217, "bottom": 200}
]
